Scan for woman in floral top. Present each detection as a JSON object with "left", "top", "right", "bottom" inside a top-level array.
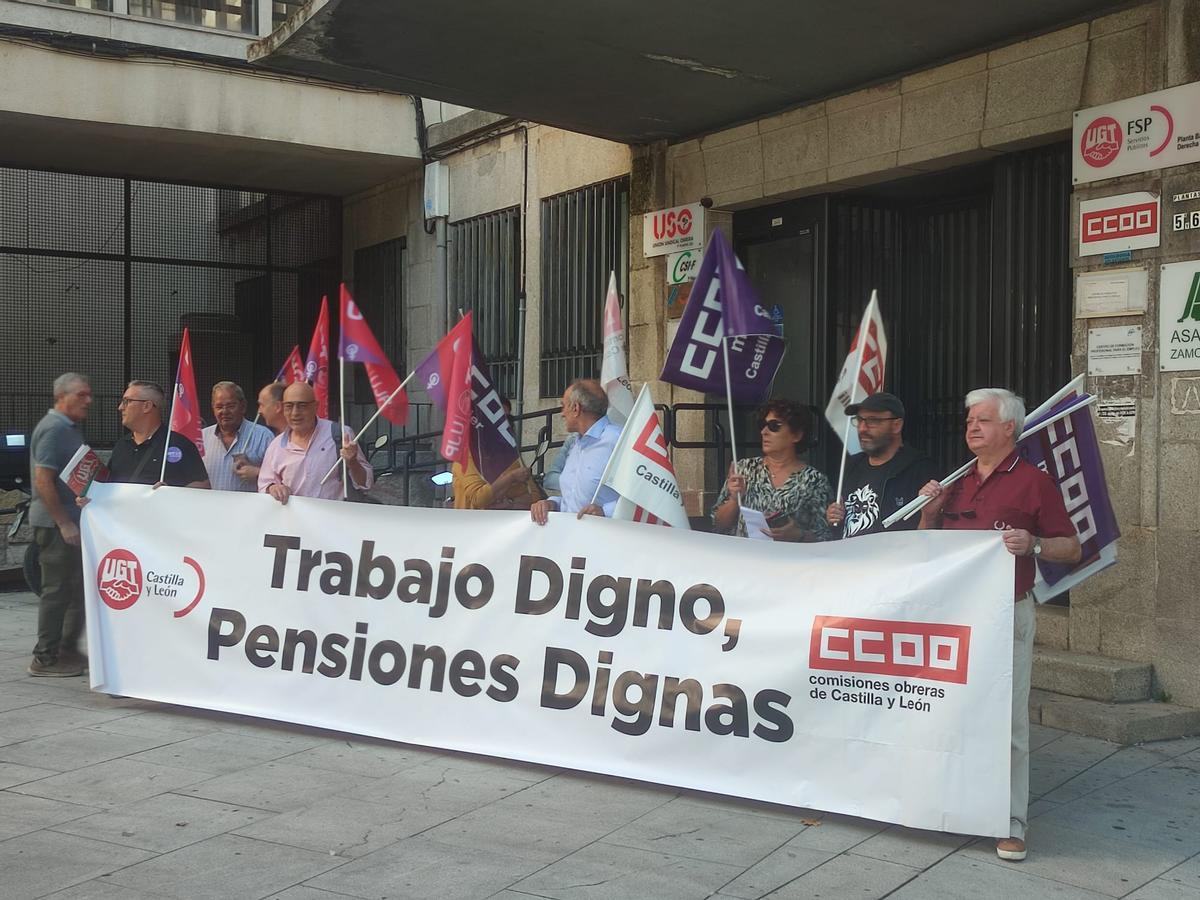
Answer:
[{"left": 711, "top": 398, "right": 833, "bottom": 541}]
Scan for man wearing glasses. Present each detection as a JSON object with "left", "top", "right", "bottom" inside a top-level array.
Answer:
[
  {"left": 106, "top": 381, "right": 210, "bottom": 489},
  {"left": 918, "top": 387, "right": 1080, "bottom": 863},
  {"left": 825, "top": 392, "right": 938, "bottom": 538},
  {"left": 201, "top": 381, "right": 274, "bottom": 492},
  {"left": 257, "top": 381, "right": 372, "bottom": 503}
]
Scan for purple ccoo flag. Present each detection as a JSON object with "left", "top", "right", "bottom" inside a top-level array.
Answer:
[{"left": 660, "top": 229, "right": 784, "bottom": 402}]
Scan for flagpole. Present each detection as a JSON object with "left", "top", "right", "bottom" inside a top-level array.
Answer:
[
  {"left": 720, "top": 336, "right": 741, "bottom": 507},
  {"left": 159, "top": 384, "right": 177, "bottom": 486},
  {"left": 338, "top": 357, "right": 348, "bottom": 500},
  {"left": 319, "top": 370, "right": 414, "bottom": 486},
  {"left": 882, "top": 393, "right": 1098, "bottom": 528},
  {"left": 835, "top": 290, "right": 875, "bottom": 503},
  {"left": 587, "top": 384, "right": 645, "bottom": 511}
]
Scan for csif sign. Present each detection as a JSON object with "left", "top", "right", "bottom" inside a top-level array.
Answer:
[{"left": 643, "top": 203, "right": 704, "bottom": 258}]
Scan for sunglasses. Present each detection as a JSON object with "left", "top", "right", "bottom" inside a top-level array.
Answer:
[{"left": 759, "top": 419, "right": 786, "bottom": 433}]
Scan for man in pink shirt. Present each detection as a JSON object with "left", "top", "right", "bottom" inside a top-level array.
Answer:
[{"left": 258, "top": 382, "right": 372, "bottom": 503}]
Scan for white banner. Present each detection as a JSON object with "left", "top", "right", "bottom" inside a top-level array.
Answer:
[{"left": 82, "top": 484, "right": 1015, "bottom": 836}]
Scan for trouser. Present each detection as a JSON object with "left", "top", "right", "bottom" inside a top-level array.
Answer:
[
  {"left": 32, "top": 526, "right": 85, "bottom": 663},
  {"left": 1010, "top": 594, "right": 1036, "bottom": 840}
]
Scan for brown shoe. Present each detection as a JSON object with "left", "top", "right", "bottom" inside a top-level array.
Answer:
[
  {"left": 28, "top": 656, "right": 84, "bottom": 678},
  {"left": 996, "top": 837, "right": 1027, "bottom": 861},
  {"left": 57, "top": 648, "right": 89, "bottom": 672}
]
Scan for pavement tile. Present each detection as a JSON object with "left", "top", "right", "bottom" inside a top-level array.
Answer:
[
  {"left": 266, "top": 888, "right": 360, "bottom": 900},
  {"left": 889, "top": 853, "right": 1112, "bottom": 899},
  {"left": 0, "top": 790, "right": 99, "bottom": 841},
  {"left": 761, "top": 851, "right": 919, "bottom": 898},
  {"left": 783, "top": 812, "right": 889, "bottom": 853},
  {"left": 511, "top": 840, "right": 743, "bottom": 900},
  {"left": 0, "top": 759, "right": 58, "bottom": 788},
  {"left": 1160, "top": 854, "right": 1200, "bottom": 889},
  {"left": 1125, "top": 879, "right": 1200, "bottom": 900},
  {"left": 1030, "top": 723, "right": 1068, "bottom": 751},
  {"left": 602, "top": 798, "right": 803, "bottom": 866},
  {"left": 420, "top": 802, "right": 614, "bottom": 865},
  {"left": 89, "top": 709, "right": 222, "bottom": 741},
  {"left": 0, "top": 726, "right": 176, "bottom": 772},
  {"left": 307, "top": 834, "right": 547, "bottom": 899},
  {"left": 9, "top": 757, "right": 213, "bottom": 809},
  {"left": 127, "top": 730, "right": 312, "bottom": 775},
  {"left": 1031, "top": 733, "right": 1122, "bottom": 799},
  {"left": 235, "top": 793, "right": 458, "bottom": 859},
  {"left": 1040, "top": 746, "right": 1178, "bottom": 804},
  {"left": 1033, "top": 788, "right": 1200, "bottom": 856},
  {"left": 102, "top": 833, "right": 342, "bottom": 899},
  {"left": 488, "top": 770, "right": 674, "bottom": 829},
  {"left": 38, "top": 880, "right": 170, "bottom": 899},
  {"left": 180, "top": 760, "right": 376, "bottom": 812},
  {"left": 961, "top": 820, "right": 1187, "bottom": 895},
  {"left": 433, "top": 748, "right": 561, "bottom": 783},
  {"left": 347, "top": 758, "right": 537, "bottom": 812},
  {"left": 0, "top": 703, "right": 136, "bottom": 743},
  {"left": 717, "top": 844, "right": 836, "bottom": 899},
  {"left": 848, "top": 825, "right": 971, "bottom": 868},
  {"left": 53, "top": 792, "right": 277, "bottom": 853},
  {"left": 0, "top": 829, "right": 154, "bottom": 900},
  {"left": 280, "top": 738, "right": 439, "bottom": 778}
]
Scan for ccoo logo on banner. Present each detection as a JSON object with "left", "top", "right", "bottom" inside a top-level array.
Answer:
[{"left": 81, "top": 483, "right": 1016, "bottom": 837}]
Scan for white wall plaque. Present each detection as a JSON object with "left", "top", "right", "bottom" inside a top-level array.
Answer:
[
  {"left": 1076, "top": 267, "right": 1147, "bottom": 318},
  {"left": 1087, "top": 325, "right": 1142, "bottom": 376}
]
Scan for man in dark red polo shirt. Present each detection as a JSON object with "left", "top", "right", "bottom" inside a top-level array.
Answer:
[{"left": 918, "top": 387, "right": 1080, "bottom": 863}]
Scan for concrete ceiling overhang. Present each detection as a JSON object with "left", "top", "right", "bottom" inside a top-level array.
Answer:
[{"left": 250, "top": 0, "right": 1125, "bottom": 144}]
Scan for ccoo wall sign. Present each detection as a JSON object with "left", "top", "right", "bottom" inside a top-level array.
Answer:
[
  {"left": 643, "top": 203, "right": 704, "bottom": 258},
  {"left": 1073, "top": 82, "right": 1200, "bottom": 184},
  {"left": 1078, "top": 192, "right": 1160, "bottom": 257}
]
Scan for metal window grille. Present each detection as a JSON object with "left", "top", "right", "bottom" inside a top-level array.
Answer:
[
  {"left": 450, "top": 208, "right": 521, "bottom": 400},
  {"left": 0, "top": 166, "right": 340, "bottom": 447},
  {"left": 351, "top": 238, "right": 405, "bottom": 404},
  {"left": 539, "top": 177, "right": 629, "bottom": 398}
]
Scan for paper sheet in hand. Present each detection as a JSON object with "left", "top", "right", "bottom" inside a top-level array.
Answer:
[{"left": 740, "top": 506, "right": 773, "bottom": 540}]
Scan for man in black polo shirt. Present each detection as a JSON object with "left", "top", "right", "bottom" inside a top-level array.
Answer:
[
  {"left": 825, "top": 392, "right": 938, "bottom": 538},
  {"left": 107, "top": 380, "right": 210, "bottom": 488}
]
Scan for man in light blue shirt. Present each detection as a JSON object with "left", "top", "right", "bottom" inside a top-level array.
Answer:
[
  {"left": 530, "top": 379, "right": 620, "bottom": 524},
  {"left": 201, "top": 381, "right": 275, "bottom": 492}
]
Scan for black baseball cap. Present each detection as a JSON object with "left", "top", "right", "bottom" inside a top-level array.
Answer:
[{"left": 846, "top": 392, "right": 905, "bottom": 418}]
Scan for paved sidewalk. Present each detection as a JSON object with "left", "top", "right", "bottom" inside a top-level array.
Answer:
[{"left": 1, "top": 588, "right": 1198, "bottom": 900}]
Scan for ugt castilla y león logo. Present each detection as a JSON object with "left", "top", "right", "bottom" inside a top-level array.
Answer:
[{"left": 97, "top": 548, "right": 143, "bottom": 610}]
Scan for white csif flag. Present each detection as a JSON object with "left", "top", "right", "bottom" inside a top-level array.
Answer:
[
  {"left": 824, "top": 291, "right": 888, "bottom": 455},
  {"left": 600, "top": 271, "right": 635, "bottom": 425},
  {"left": 604, "top": 384, "right": 690, "bottom": 529}
]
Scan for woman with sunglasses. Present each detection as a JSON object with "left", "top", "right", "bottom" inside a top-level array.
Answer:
[{"left": 711, "top": 398, "right": 833, "bottom": 542}]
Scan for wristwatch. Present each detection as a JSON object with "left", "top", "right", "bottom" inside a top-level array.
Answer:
[{"left": 1031, "top": 539, "right": 1043, "bottom": 558}]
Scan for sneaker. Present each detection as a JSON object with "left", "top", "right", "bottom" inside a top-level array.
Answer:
[
  {"left": 57, "top": 648, "right": 89, "bottom": 672},
  {"left": 28, "top": 656, "right": 84, "bottom": 678},
  {"left": 996, "top": 837, "right": 1027, "bottom": 861}
]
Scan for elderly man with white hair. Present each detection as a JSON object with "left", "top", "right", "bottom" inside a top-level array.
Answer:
[{"left": 918, "top": 387, "right": 1081, "bottom": 863}]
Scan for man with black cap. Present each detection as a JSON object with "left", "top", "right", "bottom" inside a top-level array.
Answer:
[{"left": 825, "top": 392, "right": 938, "bottom": 538}]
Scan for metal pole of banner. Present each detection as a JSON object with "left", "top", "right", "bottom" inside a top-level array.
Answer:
[
  {"left": 338, "top": 357, "right": 348, "bottom": 501},
  {"left": 158, "top": 384, "right": 176, "bottom": 486},
  {"left": 721, "top": 336, "right": 741, "bottom": 508},
  {"left": 882, "top": 393, "right": 1099, "bottom": 529}
]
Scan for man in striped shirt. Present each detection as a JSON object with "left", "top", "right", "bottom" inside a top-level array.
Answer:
[{"left": 201, "top": 381, "right": 274, "bottom": 492}]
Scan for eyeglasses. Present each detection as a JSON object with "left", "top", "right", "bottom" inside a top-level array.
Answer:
[
  {"left": 282, "top": 401, "right": 316, "bottom": 411},
  {"left": 118, "top": 397, "right": 153, "bottom": 408},
  {"left": 851, "top": 416, "right": 898, "bottom": 427},
  {"left": 759, "top": 419, "right": 786, "bottom": 433}
]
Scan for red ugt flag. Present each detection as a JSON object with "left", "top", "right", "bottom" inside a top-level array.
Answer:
[
  {"left": 170, "top": 327, "right": 204, "bottom": 457},
  {"left": 305, "top": 296, "right": 331, "bottom": 419},
  {"left": 413, "top": 314, "right": 474, "bottom": 466},
  {"left": 338, "top": 284, "right": 409, "bottom": 426},
  {"left": 275, "top": 345, "right": 306, "bottom": 385}
]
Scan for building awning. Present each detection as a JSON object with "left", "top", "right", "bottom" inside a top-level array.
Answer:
[{"left": 250, "top": 0, "right": 1120, "bottom": 144}]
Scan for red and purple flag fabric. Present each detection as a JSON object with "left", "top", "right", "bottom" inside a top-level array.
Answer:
[
  {"left": 305, "top": 296, "right": 331, "bottom": 419},
  {"left": 1020, "top": 384, "right": 1119, "bottom": 601},
  {"left": 338, "top": 284, "right": 409, "bottom": 426},
  {"left": 275, "top": 345, "right": 306, "bottom": 385},
  {"left": 413, "top": 313, "right": 519, "bottom": 481},
  {"left": 660, "top": 228, "right": 784, "bottom": 402},
  {"left": 169, "top": 327, "right": 204, "bottom": 457}
]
